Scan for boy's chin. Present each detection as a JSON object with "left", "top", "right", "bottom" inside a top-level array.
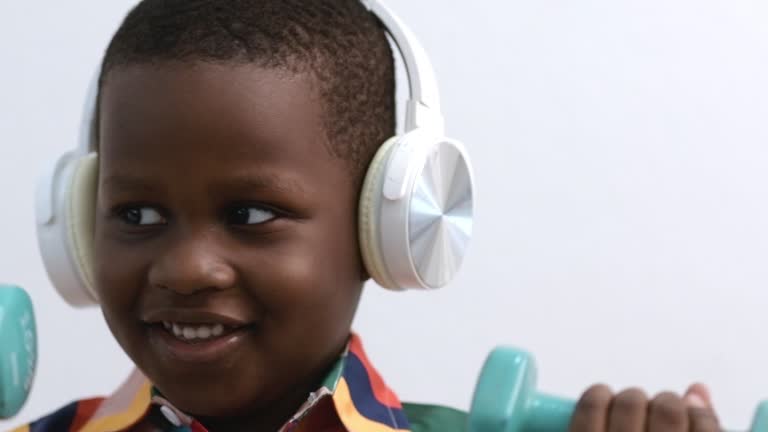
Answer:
[
  {"left": 155, "top": 379, "right": 272, "bottom": 418},
  {"left": 146, "top": 357, "right": 287, "bottom": 418},
  {"left": 134, "top": 325, "right": 284, "bottom": 415}
]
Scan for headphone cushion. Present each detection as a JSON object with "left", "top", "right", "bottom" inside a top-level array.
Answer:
[
  {"left": 67, "top": 154, "right": 99, "bottom": 301},
  {"left": 359, "top": 137, "right": 400, "bottom": 289}
]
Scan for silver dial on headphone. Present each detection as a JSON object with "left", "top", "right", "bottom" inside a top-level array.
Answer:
[{"left": 408, "top": 142, "right": 473, "bottom": 288}]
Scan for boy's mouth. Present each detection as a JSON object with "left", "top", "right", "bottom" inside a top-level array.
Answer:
[
  {"left": 142, "top": 309, "right": 257, "bottom": 362},
  {"left": 160, "top": 321, "right": 232, "bottom": 343}
]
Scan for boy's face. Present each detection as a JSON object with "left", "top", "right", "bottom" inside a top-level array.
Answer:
[{"left": 94, "top": 63, "right": 365, "bottom": 418}]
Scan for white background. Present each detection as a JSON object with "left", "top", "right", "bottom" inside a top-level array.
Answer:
[{"left": 2, "top": 0, "right": 768, "bottom": 430}]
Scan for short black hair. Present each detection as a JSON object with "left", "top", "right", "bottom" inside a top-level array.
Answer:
[{"left": 99, "top": 0, "right": 396, "bottom": 178}]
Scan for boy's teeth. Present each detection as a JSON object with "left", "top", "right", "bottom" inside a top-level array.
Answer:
[{"left": 163, "top": 322, "right": 228, "bottom": 341}]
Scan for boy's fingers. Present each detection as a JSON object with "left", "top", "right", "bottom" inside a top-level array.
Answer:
[
  {"left": 685, "top": 384, "right": 720, "bottom": 432},
  {"left": 648, "top": 391, "right": 688, "bottom": 432},
  {"left": 607, "top": 388, "right": 647, "bottom": 432},
  {"left": 687, "top": 406, "right": 720, "bottom": 432},
  {"left": 684, "top": 383, "right": 713, "bottom": 409},
  {"left": 569, "top": 384, "right": 612, "bottom": 432}
]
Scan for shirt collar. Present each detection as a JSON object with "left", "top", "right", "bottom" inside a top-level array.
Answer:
[{"left": 78, "top": 333, "right": 411, "bottom": 432}]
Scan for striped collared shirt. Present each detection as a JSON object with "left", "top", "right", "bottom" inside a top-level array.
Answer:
[{"left": 7, "top": 334, "right": 466, "bottom": 432}]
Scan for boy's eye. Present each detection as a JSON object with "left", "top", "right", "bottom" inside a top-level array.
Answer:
[
  {"left": 227, "top": 206, "right": 276, "bottom": 225},
  {"left": 120, "top": 207, "right": 166, "bottom": 226}
]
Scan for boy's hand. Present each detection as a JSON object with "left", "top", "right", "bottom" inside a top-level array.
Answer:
[{"left": 569, "top": 383, "right": 720, "bottom": 432}]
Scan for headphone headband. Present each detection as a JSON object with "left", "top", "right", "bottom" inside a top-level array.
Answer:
[
  {"left": 77, "top": 70, "right": 99, "bottom": 156},
  {"left": 361, "top": 0, "right": 443, "bottom": 132},
  {"left": 76, "top": 0, "right": 444, "bottom": 155}
]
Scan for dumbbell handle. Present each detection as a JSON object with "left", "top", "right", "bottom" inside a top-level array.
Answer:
[
  {"left": 469, "top": 346, "right": 768, "bottom": 432},
  {"left": 517, "top": 393, "right": 574, "bottom": 432}
]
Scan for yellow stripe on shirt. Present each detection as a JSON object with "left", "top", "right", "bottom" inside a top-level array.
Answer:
[{"left": 333, "top": 378, "right": 410, "bottom": 432}]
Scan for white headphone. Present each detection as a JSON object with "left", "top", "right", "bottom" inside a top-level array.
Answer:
[{"left": 34, "top": 0, "right": 475, "bottom": 307}]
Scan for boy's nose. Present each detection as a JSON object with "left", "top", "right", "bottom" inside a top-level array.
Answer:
[{"left": 147, "top": 234, "right": 236, "bottom": 295}]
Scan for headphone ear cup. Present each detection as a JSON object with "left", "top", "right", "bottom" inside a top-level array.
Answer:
[
  {"left": 35, "top": 153, "right": 99, "bottom": 307},
  {"left": 69, "top": 154, "right": 99, "bottom": 300},
  {"left": 359, "top": 137, "right": 401, "bottom": 290},
  {"left": 359, "top": 131, "right": 474, "bottom": 291}
]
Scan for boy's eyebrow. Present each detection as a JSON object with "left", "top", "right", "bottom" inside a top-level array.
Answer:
[
  {"left": 100, "top": 173, "right": 306, "bottom": 194},
  {"left": 214, "top": 175, "right": 306, "bottom": 194},
  {"left": 100, "top": 175, "right": 160, "bottom": 194}
]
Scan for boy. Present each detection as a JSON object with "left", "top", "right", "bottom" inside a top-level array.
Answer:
[{"left": 12, "top": 0, "right": 720, "bottom": 431}]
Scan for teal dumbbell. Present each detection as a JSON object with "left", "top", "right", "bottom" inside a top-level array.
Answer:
[
  {"left": 468, "top": 346, "right": 768, "bottom": 432},
  {"left": 0, "top": 284, "right": 37, "bottom": 419},
  {"left": 468, "top": 346, "right": 574, "bottom": 432}
]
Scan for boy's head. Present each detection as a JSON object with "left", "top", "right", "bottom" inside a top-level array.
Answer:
[
  {"left": 98, "top": 0, "right": 395, "bottom": 178},
  {"left": 91, "top": 0, "right": 395, "bottom": 426}
]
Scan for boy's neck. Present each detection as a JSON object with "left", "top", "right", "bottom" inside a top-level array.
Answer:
[
  {"left": 192, "top": 342, "right": 347, "bottom": 432},
  {"left": 198, "top": 396, "right": 339, "bottom": 432},
  {"left": 194, "top": 371, "right": 318, "bottom": 432}
]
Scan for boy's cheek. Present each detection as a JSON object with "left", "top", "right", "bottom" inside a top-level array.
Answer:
[
  {"left": 93, "top": 248, "right": 148, "bottom": 307},
  {"left": 240, "top": 245, "right": 362, "bottom": 314}
]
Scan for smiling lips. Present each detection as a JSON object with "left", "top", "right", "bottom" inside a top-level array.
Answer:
[
  {"left": 162, "top": 321, "right": 228, "bottom": 341},
  {"left": 145, "top": 311, "right": 255, "bottom": 363},
  {"left": 144, "top": 309, "right": 253, "bottom": 345}
]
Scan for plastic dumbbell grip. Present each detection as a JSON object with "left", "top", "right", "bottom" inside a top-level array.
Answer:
[{"left": 521, "top": 394, "right": 575, "bottom": 432}]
